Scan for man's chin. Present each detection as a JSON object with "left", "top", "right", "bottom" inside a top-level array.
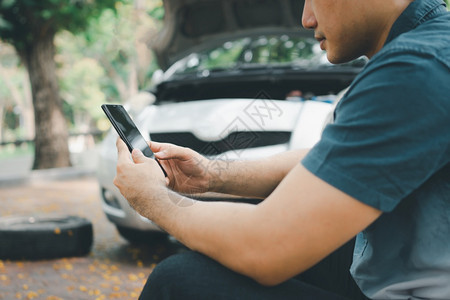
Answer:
[
  {"left": 326, "top": 53, "right": 339, "bottom": 65},
  {"left": 327, "top": 52, "right": 357, "bottom": 65}
]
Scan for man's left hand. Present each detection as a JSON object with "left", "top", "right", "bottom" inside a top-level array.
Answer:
[{"left": 113, "top": 138, "right": 167, "bottom": 219}]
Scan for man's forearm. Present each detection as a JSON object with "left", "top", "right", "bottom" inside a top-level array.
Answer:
[
  {"left": 143, "top": 161, "right": 381, "bottom": 287},
  {"left": 208, "top": 149, "right": 309, "bottom": 198},
  {"left": 142, "top": 187, "right": 269, "bottom": 283}
]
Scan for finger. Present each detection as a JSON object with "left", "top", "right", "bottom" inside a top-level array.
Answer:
[
  {"left": 116, "top": 138, "right": 132, "bottom": 164},
  {"left": 131, "top": 148, "right": 147, "bottom": 164},
  {"left": 148, "top": 141, "right": 169, "bottom": 153},
  {"left": 153, "top": 143, "right": 191, "bottom": 161},
  {"left": 149, "top": 141, "right": 186, "bottom": 159}
]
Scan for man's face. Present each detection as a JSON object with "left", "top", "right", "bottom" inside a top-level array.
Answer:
[{"left": 302, "top": 0, "right": 398, "bottom": 64}]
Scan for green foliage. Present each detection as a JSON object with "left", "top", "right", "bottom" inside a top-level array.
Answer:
[
  {"left": 148, "top": 3, "right": 164, "bottom": 21},
  {"left": 59, "top": 58, "right": 106, "bottom": 119},
  {"left": 0, "top": 0, "right": 128, "bottom": 51},
  {"left": 0, "top": 0, "right": 163, "bottom": 136},
  {"left": 0, "top": 43, "right": 29, "bottom": 139},
  {"left": 55, "top": 1, "right": 162, "bottom": 131}
]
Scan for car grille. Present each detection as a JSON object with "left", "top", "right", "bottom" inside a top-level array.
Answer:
[{"left": 150, "top": 131, "right": 291, "bottom": 156}]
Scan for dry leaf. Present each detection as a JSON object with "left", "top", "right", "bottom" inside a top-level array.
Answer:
[
  {"left": 79, "top": 285, "right": 88, "bottom": 292},
  {"left": 26, "top": 291, "right": 39, "bottom": 299}
]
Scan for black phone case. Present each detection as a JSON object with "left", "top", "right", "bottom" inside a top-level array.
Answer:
[
  {"left": 101, "top": 104, "right": 167, "bottom": 176},
  {"left": 101, "top": 104, "right": 137, "bottom": 153}
]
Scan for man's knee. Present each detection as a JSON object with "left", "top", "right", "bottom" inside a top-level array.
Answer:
[
  {"left": 139, "top": 250, "right": 350, "bottom": 300},
  {"left": 139, "top": 251, "right": 221, "bottom": 299}
]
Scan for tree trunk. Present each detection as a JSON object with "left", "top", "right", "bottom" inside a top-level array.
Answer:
[{"left": 19, "top": 28, "right": 71, "bottom": 169}]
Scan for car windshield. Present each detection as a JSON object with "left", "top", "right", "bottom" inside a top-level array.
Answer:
[{"left": 167, "top": 34, "right": 333, "bottom": 76}]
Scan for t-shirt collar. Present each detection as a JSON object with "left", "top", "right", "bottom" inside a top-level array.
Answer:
[{"left": 385, "top": 0, "right": 448, "bottom": 45}]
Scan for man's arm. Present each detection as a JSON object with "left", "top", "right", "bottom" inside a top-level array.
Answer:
[
  {"left": 115, "top": 140, "right": 382, "bottom": 286},
  {"left": 208, "top": 149, "right": 309, "bottom": 198},
  {"left": 151, "top": 141, "right": 308, "bottom": 198}
]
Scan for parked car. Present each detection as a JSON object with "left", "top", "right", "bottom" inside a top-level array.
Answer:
[{"left": 97, "top": 0, "right": 366, "bottom": 244}]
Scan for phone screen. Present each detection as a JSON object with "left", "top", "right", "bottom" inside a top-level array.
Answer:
[{"left": 101, "top": 104, "right": 155, "bottom": 158}]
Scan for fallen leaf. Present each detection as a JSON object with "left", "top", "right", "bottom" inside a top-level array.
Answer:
[
  {"left": 79, "top": 285, "right": 88, "bottom": 292},
  {"left": 46, "top": 296, "right": 63, "bottom": 300},
  {"left": 100, "top": 283, "right": 110, "bottom": 289},
  {"left": 128, "top": 274, "right": 138, "bottom": 281},
  {"left": 26, "top": 291, "right": 39, "bottom": 299},
  {"left": 66, "top": 286, "right": 75, "bottom": 292},
  {"left": 110, "top": 265, "right": 118, "bottom": 271}
]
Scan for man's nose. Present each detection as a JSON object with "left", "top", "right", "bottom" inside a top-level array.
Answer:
[{"left": 301, "top": 0, "right": 317, "bottom": 29}]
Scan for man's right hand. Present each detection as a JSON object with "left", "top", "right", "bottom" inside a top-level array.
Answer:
[
  {"left": 150, "top": 142, "right": 309, "bottom": 198},
  {"left": 149, "top": 141, "right": 213, "bottom": 195}
]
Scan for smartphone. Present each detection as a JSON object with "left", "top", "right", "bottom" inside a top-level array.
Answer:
[{"left": 101, "top": 104, "right": 166, "bottom": 175}]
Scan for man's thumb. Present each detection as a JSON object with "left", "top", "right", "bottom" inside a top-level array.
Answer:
[{"left": 132, "top": 149, "right": 146, "bottom": 163}]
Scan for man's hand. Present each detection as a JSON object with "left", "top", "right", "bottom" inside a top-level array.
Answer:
[
  {"left": 151, "top": 142, "right": 309, "bottom": 198},
  {"left": 113, "top": 138, "right": 167, "bottom": 218},
  {"left": 150, "top": 141, "right": 212, "bottom": 195}
]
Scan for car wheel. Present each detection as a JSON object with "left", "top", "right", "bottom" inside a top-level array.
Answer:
[
  {"left": 116, "top": 225, "right": 167, "bottom": 245},
  {"left": 0, "top": 215, "right": 93, "bottom": 260}
]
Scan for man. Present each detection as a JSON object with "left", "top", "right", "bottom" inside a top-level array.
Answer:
[{"left": 114, "top": 0, "right": 450, "bottom": 299}]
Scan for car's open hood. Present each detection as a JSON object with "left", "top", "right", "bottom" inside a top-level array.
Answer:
[{"left": 150, "top": 0, "right": 307, "bottom": 70}]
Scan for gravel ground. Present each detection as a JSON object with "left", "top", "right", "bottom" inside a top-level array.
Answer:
[{"left": 0, "top": 176, "right": 183, "bottom": 300}]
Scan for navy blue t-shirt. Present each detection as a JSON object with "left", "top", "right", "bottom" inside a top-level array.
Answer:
[{"left": 302, "top": 0, "right": 450, "bottom": 298}]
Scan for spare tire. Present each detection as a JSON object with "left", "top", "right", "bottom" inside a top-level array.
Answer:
[
  {"left": 116, "top": 225, "right": 167, "bottom": 245},
  {"left": 0, "top": 215, "right": 93, "bottom": 260}
]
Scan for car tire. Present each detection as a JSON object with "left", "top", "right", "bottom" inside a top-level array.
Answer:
[
  {"left": 0, "top": 215, "right": 93, "bottom": 260},
  {"left": 116, "top": 225, "right": 167, "bottom": 245}
]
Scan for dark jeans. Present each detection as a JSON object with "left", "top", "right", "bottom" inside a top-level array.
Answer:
[{"left": 139, "top": 239, "right": 369, "bottom": 300}]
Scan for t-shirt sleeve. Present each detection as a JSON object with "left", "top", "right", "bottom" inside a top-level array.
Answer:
[{"left": 302, "top": 51, "right": 450, "bottom": 212}]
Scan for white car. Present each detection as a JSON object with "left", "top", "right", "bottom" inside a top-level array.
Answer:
[{"left": 97, "top": 0, "right": 365, "bottom": 244}]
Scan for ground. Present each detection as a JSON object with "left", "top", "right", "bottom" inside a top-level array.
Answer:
[{"left": 0, "top": 176, "right": 183, "bottom": 300}]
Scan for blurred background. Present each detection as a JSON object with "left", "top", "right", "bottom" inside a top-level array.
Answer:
[
  {"left": 0, "top": 1, "right": 448, "bottom": 298},
  {"left": 0, "top": 0, "right": 449, "bottom": 173},
  {"left": 0, "top": 0, "right": 164, "bottom": 172}
]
